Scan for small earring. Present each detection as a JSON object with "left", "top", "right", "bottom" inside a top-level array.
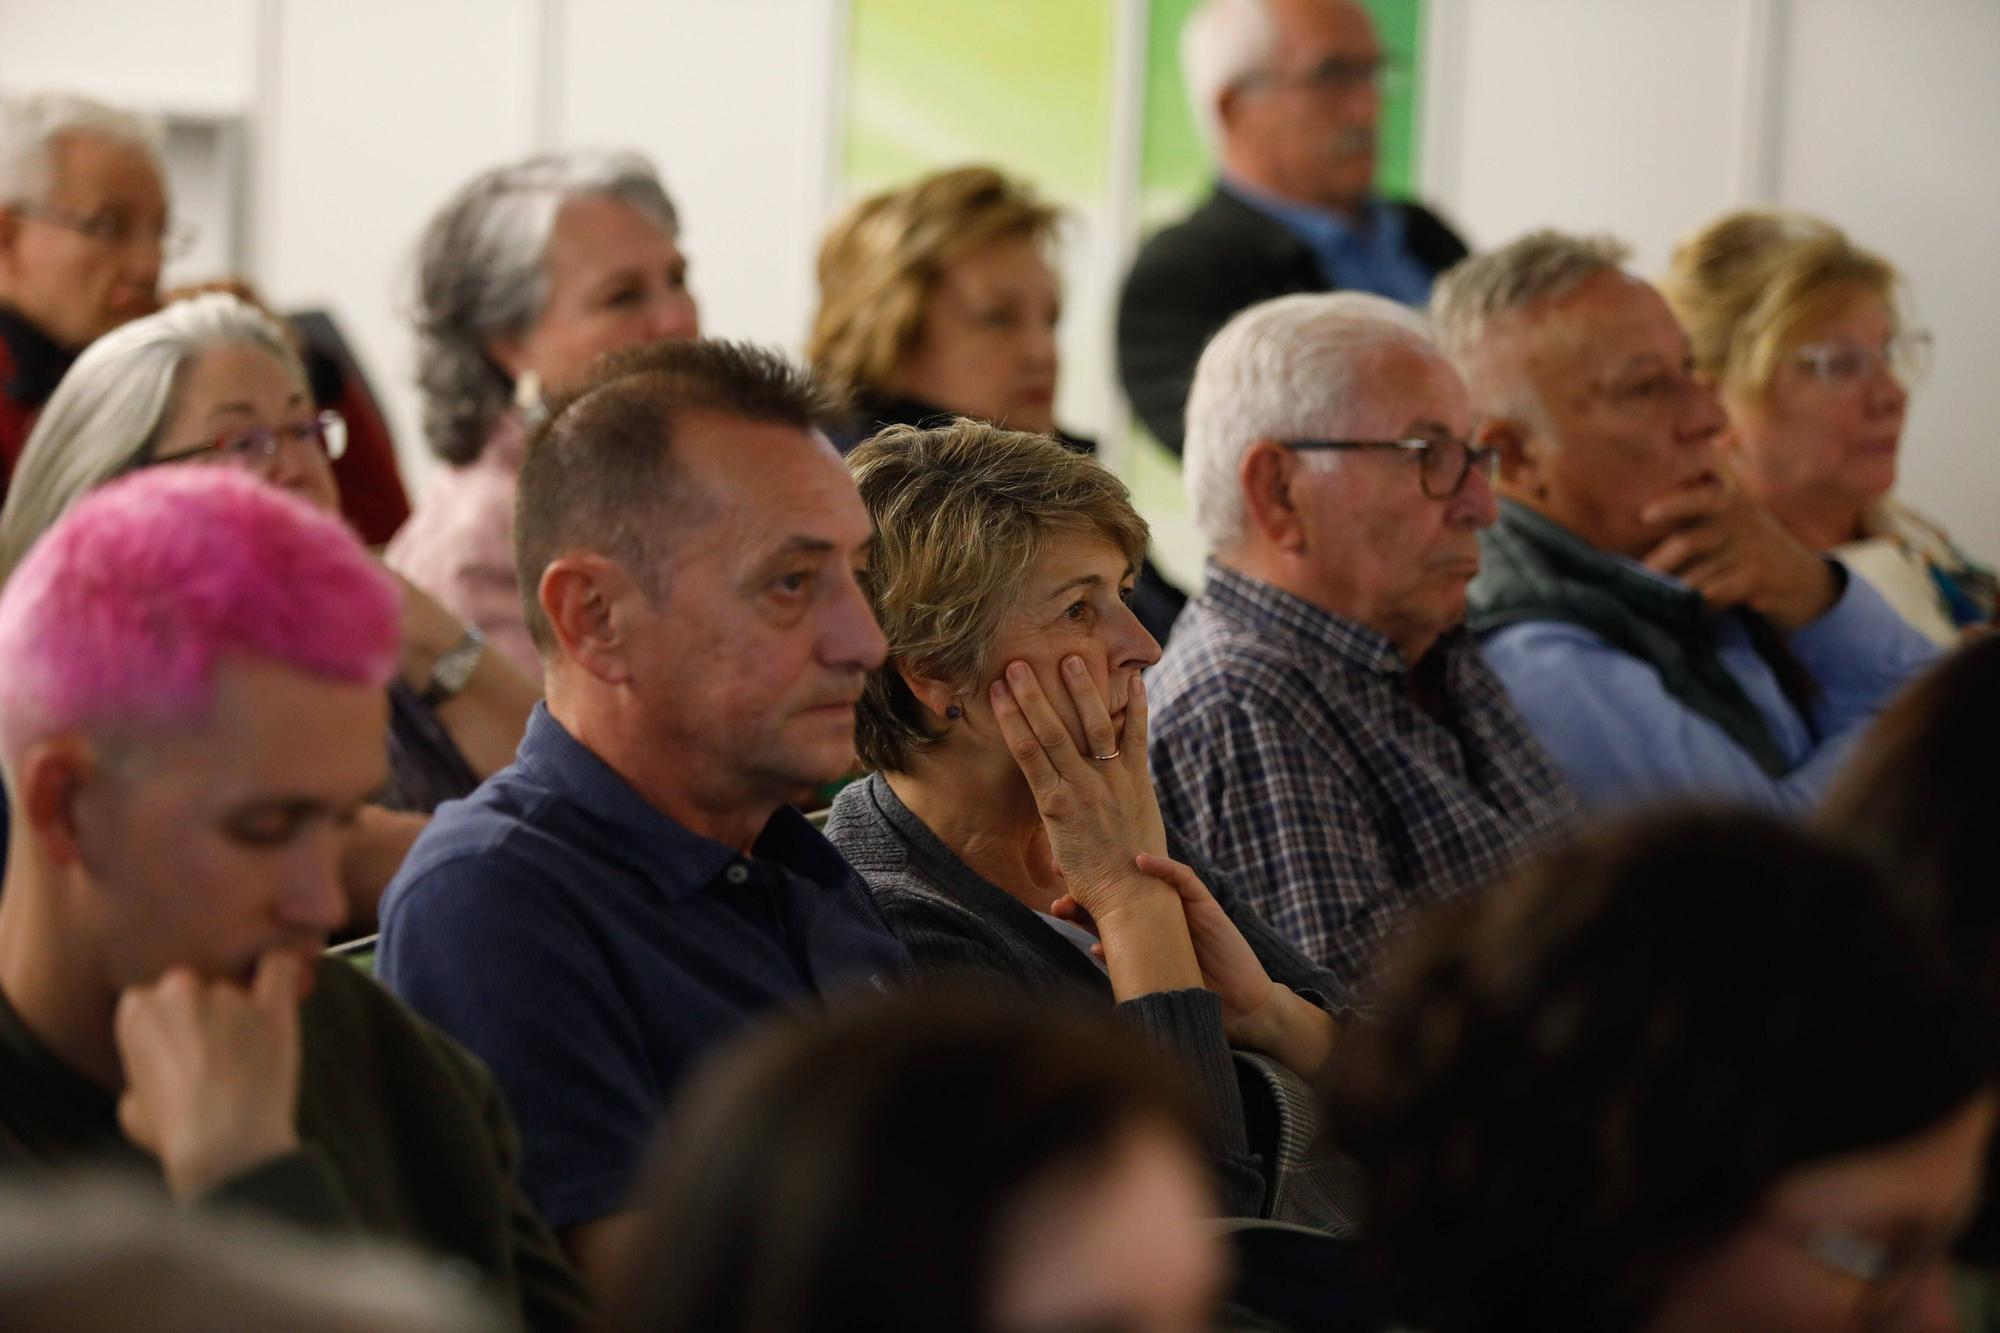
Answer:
[{"left": 945, "top": 704, "right": 963, "bottom": 720}]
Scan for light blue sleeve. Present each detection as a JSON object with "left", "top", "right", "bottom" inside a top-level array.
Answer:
[
  {"left": 1477, "top": 608, "right": 1911, "bottom": 816},
  {"left": 1789, "top": 567, "right": 1941, "bottom": 737}
]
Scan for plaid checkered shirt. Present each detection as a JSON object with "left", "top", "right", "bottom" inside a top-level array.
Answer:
[{"left": 1148, "top": 562, "right": 1576, "bottom": 989}]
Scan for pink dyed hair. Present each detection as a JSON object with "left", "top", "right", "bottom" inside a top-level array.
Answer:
[{"left": 0, "top": 467, "right": 401, "bottom": 760}]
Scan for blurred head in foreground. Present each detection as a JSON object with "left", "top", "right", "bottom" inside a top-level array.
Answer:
[
  {"left": 607, "top": 994, "right": 1228, "bottom": 1333},
  {"left": 1324, "top": 807, "right": 1994, "bottom": 1333}
]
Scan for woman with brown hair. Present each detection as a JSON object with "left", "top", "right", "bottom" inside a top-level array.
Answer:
[{"left": 810, "top": 165, "right": 1186, "bottom": 639}]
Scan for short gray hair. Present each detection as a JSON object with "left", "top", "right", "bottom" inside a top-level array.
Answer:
[
  {"left": 0, "top": 91, "right": 162, "bottom": 204},
  {"left": 1184, "top": 291, "right": 1437, "bottom": 550},
  {"left": 412, "top": 149, "right": 680, "bottom": 466},
  {"left": 1180, "top": 0, "right": 1281, "bottom": 151},
  {"left": 0, "top": 292, "right": 303, "bottom": 580},
  {"left": 1431, "top": 230, "right": 1631, "bottom": 424}
]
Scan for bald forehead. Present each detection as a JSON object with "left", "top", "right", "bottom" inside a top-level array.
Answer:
[{"left": 1268, "top": 0, "right": 1379, "bottom": 51}]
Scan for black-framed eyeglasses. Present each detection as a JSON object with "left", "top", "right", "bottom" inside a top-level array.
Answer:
[
  {"left": 149, "top": 410, "right": 349, "bottom": 469},
  {"left": 6, "top": 200, "right": 197, "bottom": 259},
  {"left": 1238, "top": 53, "right": 1402, "bottom": 97},
  {"left": 1281, "top": 437, "right": 1499, "bottom": 500}
]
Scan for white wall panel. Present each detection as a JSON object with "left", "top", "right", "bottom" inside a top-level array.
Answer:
[
  {"left": 254, "top": 0, "right": 542, "bottom": 490},
  {"left": 554, "top": 0, "right": 839, "bottom": 357},
  {"left": 1428, "top": 0, "right": 1750, "bottom": 274},
  {"left": 0, "top": 0, "right": 256, "bottom": 109}
]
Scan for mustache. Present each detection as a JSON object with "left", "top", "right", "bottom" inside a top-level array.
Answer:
[{"left": 1331, "top": 127, "right": 1376, "bottom": 157}]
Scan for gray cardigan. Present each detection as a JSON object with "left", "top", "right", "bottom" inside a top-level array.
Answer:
[{"left": 825, "top": 772, "right": 1351, "bottom": 1219}]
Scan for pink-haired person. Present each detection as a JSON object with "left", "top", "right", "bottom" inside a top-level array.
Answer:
[{"left": 0, "top": 467, "right": 589, "bottom": 1328}]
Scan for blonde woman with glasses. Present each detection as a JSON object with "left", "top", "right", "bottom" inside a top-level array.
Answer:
[{"left": 1663, "top": 209, "right": 1993, "bottom": 644}]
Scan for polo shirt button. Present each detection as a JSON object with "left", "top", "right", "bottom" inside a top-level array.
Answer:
[{"left": 725, "top": 863, "right": 750, "bottom": 885}]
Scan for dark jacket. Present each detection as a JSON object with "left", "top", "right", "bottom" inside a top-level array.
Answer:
[
  {"left": 0, "top": 305, "right": 76, "bottom": 503},
  {"left": 1116, "top": 186, "right": 1467, "bottom": 454}
]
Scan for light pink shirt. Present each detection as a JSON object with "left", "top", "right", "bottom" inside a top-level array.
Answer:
[{"left": 386, "top": 412, "right": 540, "bottom": 677}]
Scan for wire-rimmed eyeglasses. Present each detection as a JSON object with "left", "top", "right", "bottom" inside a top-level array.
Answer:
[
  {"left": 1280, "top": 436, "right": 1499, "bottom": 501},
  {"left": 149, "top": 410, "right": 349, "bottom": 469}
]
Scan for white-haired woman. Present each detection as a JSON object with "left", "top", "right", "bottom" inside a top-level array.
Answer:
[
  {"left": 0, "top": 292, "right": 537, "bottom": 923},
  {"left": 387, "top": 151, "right": 699, "bottom": 674}
]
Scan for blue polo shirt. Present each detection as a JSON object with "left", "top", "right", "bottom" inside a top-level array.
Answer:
[
  {"left": 377, "top": 704, "right": 907, "bottom": 1230},
  {"left": 1222, "top": 177, "right": 1438, "bottom": 306}
]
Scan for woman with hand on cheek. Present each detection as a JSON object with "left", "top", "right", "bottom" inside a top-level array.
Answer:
[{"left": 825, "top": 420, "right": 1348, "bottom": 1223}]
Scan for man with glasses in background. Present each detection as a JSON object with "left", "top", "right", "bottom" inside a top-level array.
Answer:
[
  {"left": 1148, "top": 292, "right": 1572, "bottom": 989},
  {"left": 0, "top": 92, "right": 183, "bottom": 498},
  {"left": 1432, "top": 230, "right": 1937, "bottom": 812},
  {"left": 1118, "top": 0, "right": 1468, "bottom": 455}
]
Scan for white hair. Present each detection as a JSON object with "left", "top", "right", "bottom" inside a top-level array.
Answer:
[
  {"left": 413, "top": 149, "right": 681, "bottom": 465},
  {"left": 0, "top": 91, "right": 162, "bottom": 204},
  {"left": 0, "top": 292, "right": 304, "bottom": 580},
  {"left": 1180, "top": 0, "right": 1282, "bottom": 152},
  {"left": 1184, "top": 291, "right": 1439, "bottom": 550},
  {"left": 1430, "top": 229, "right": 1632, "bottom": 428}
]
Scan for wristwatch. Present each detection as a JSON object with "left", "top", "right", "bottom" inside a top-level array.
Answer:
[{"left": 420, "top": 625, "right": 487, "bottom": 708}]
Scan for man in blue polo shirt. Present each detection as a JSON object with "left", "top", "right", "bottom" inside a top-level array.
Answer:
[{"left": 377, "top": 339, "right": 904, "bottom": 1287}]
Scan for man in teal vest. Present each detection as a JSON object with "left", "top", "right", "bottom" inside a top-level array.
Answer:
[{"left": 1433, "top": 230, "right": 1936, "bottom": 811}]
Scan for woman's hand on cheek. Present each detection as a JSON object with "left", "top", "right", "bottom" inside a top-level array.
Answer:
[{"left": 989, "top": 658, "right": 1166, "bottom": 920}]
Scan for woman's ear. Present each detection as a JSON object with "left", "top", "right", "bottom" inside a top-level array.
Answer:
[
  {"left": 895, "top": 660, "right": 961, "bottom": 721},
  {"left": 485, "top": 334, "right": 529, "bottom": 384}
]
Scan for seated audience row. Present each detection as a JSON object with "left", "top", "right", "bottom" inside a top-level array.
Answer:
[{"left": 0, "top": 0, "right": 1991, "bottom": 1320}]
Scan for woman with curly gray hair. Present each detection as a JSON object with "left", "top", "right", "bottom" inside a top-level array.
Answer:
[{"left": 386, "top": 150, "right": 697, "bottom": 674}]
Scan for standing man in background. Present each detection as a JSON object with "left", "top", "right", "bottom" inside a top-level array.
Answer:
[
  {"left": 1118, "top": 0, "right": 1467, "bottom": 454},
  {"left": 0, "top": 92, "right": 170, "bottom": 497}
]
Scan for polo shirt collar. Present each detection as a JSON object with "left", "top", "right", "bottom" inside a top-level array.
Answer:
[
  {"left": 512, "top": 703, "right": 844, "bottom": 902},
  {"left": 1219, "top": 175, "right": 1390, "bottom": 251},
  {"left": 1199, "top": 559, "right": 1417, "bottom": 675}
]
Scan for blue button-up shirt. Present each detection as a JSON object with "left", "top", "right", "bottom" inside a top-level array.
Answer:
[
  {"left": 1479, "top": 556, "right": 1938, "bottom": 813},
  {"left": 377, "top": 705, "right": 907, "bottom": 1230},
  {"left": 1222, "top": 177, "right": 1438, "bottom": 306}
]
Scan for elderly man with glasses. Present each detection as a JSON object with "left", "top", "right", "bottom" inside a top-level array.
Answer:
[
  {"left": 1148, "top": 292, "right": 1573, "bottom": 990},
  {"left": 0, "top": 92, "right": 184, "bottom": 497},
  {"left": 1117, "top": 0, "right": 1467, "bottom": 456},
  {"left": 1432, "top": 230, "right": 1938, "bottom": 813}
]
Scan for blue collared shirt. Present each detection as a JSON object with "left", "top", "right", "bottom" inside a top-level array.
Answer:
[
  {"left": 1478, "top": 554, "right": 1938, "bottom": 813},
  {"left": 377, "top": 705, "right": 907, "bottom": 1230},
  {"left": 1221, "top": 177, "right": 1438, "bottom": 306}
]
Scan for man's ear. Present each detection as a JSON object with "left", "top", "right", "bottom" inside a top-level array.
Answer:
[
  {"left": 894, "top": 659, "right": 960, "bottom": 722},
  {"left": 16, "top": 737, "right": 97, "bottom": 868},
  {"left": 1477, "top": 417, "right": 1540, "bottom": 498},
  {"left": 1239, "top": 439, "right": 1309, "bottom": 554},
  {"left": 539, "top": 554, "right": 640, "bottom": 686}
]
